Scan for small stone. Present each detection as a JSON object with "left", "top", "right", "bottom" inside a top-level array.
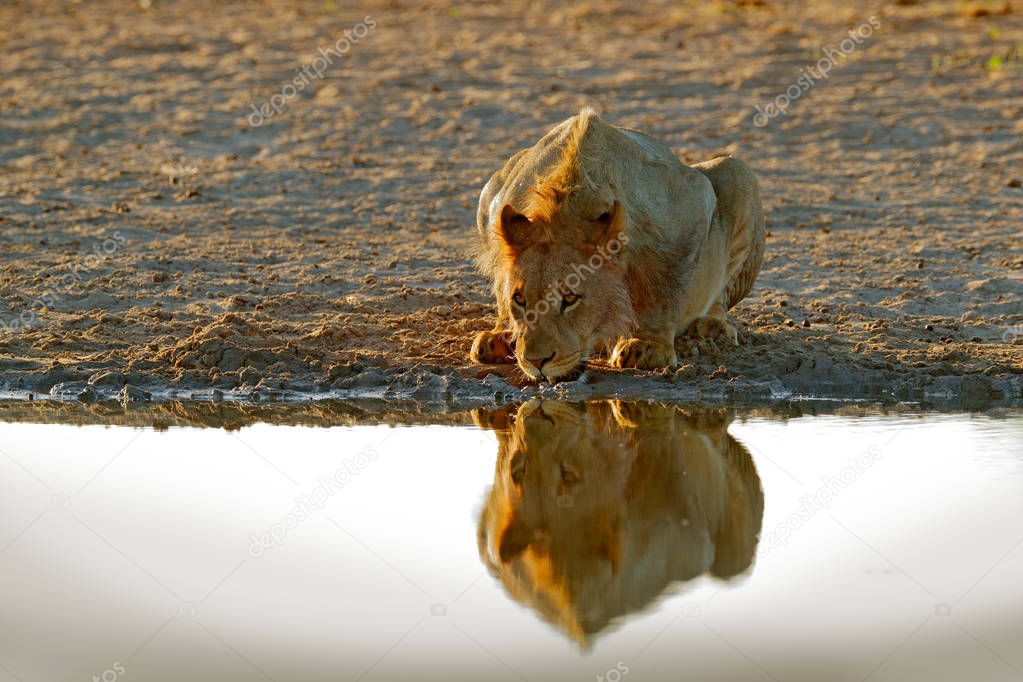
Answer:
[
  {"left": 119, "top": 384, "right": 151, "bottom": 403},
  {"left": 226, "top": 294, "right": 257, "bottom": 308},
  {"left": 802, "top": 319, "right": 811, "bottom": 328},
  {"left": 327, "top": 363, "right": 357, "bottom": 381},
  {"left": 1007, "top": 178, "right": 1022, "bottom": 188},
  {"left": 924, "top": 324, "right": 934, "bottom": 332},
  {"left": 218, "top": 349, "right": 244, "bottom": 372},
  {"left": 784, "top": 319, "right": 795, "bottom": 327},
  {"left": 88, "top": 370, "right": 128, "bottom": 386}
]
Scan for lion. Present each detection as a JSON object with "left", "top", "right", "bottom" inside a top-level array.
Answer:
[
  {"left": 469, "top": 108, "right": 765, "bottom": 380},
  {"left": 473, "top": 400, "right": 763, "bottom": 646}
]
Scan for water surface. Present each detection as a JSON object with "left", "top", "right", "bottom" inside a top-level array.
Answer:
[{"left": 1, "top": 401, "right": 1021, "bottom": 681}]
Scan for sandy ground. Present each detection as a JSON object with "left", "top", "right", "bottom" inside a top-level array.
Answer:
[{"left": 1, "top": 0, "right": 1021, "bottom": 409}]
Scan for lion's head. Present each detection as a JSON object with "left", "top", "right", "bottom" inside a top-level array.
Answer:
[{"left": 494, "top": 202, "right": 636, "bottom": 380}]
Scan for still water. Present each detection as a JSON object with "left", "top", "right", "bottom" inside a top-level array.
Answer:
[{"left": 1, "top": 401, "right": 1022, "bottom": 682}]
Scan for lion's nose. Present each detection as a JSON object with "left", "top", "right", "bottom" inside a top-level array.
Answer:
[{"left": 525, "top": 352, "right": 555, "bottom": 372}]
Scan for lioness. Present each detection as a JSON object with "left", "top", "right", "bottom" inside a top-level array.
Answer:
[
  {"left": 470, "top": 108, "right": 765, "bottom": 380},
  {"left": 474, "top": 400, "right": 763, "bottom": 645}
]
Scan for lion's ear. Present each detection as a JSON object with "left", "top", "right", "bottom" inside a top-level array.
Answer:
[
  {"left": 496, "top": 204, "right": 534, "bottom": 251},
  {"left": 591, "top": 200, "right": 625, "bottom": 247}
]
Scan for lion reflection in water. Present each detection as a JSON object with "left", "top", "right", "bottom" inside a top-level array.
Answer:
[{"left": 474, "top": 400, "right": 763, "bottom": 646}]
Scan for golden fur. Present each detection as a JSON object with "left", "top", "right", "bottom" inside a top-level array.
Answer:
[
  {"left": 470, "top": 108, "right": 766, "bottom": 379},
  {"left": 473, "top": 400, "right": 763, "bottom": 646}
]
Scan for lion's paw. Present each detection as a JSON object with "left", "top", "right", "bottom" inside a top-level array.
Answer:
[
  {"left": 685, "top": 316, "right": 738, "bottom": 346},
  {"left": 610, "top": 338, "right": 678, "bottom": 370},
  {"left": 470, "top": 330, "right": 515, "bottom": 364}
]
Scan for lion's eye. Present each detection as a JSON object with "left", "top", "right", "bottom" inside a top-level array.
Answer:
[
  {"left": 597, "top": 211, "right": 612, "bottom": 223},
  {"left": 561, "top": 292, "right": 580, "bottom": 310},
  {"left": 512, "top": 292, "right": 526, "bottom": 307}
]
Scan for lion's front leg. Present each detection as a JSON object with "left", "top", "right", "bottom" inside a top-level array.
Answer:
[
  {"left": 470, "top": 295, "right": 517, "bottom": 365},
  {"left": 609, "top": 336, "right": 678, "bottom": 371},
  {"left": 470, "top": 327, "right": 515, "bottom": 364}
]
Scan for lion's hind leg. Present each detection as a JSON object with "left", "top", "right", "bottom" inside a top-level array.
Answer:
[
  {"left": 610, "top": 336, "right": 679, "bottom": 371},
  {"left": 684, "top": 297, "right": 738, "bottom": 346},
  {"left": 693, "top": 156, "right": 766, "bottom": 310}
]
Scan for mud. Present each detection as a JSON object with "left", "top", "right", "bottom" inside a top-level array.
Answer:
[{"left": 1, "top": 0, "right": 1021, "bottom": 408}]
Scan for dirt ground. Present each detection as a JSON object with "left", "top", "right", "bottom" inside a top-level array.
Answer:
[{"left": 1, "top": 0, "right": 1021, "bottom": 409}]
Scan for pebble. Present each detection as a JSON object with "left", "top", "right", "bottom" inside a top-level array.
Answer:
[{"left": 119, "top": 384, "right": 151, "bottom": 403}]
